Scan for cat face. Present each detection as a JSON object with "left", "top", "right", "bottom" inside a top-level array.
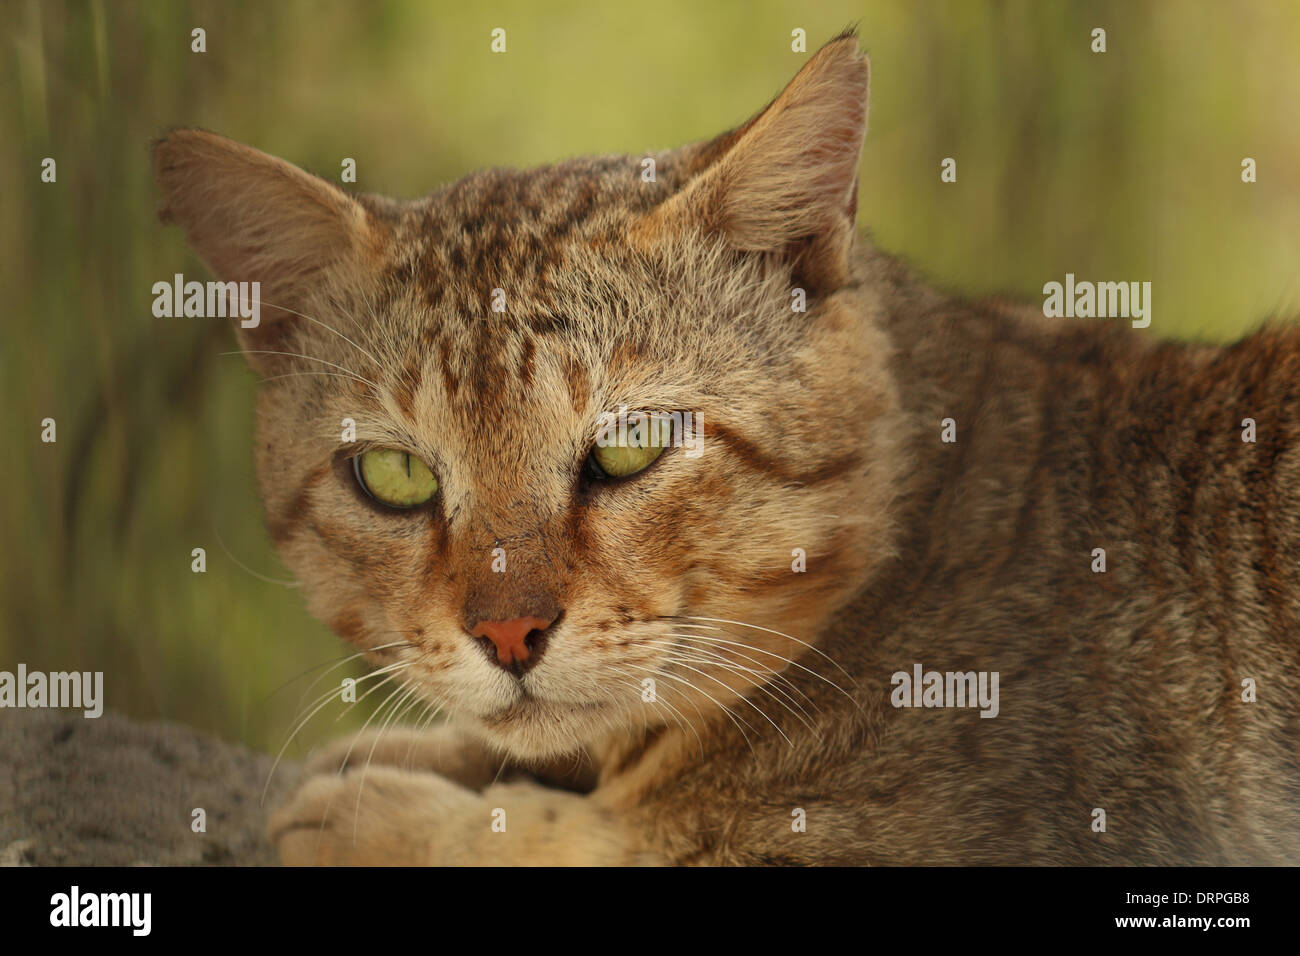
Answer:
[{"left": 156, "top": 33, "right": 902, "bottom": 759}]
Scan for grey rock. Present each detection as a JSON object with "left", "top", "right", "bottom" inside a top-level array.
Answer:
[{"left": 0, "top": 709, "right": 299, "bottom": 866}]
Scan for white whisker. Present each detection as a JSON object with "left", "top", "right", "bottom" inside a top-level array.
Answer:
[
  {"left": 222, "top": 349, "right": 381, "bottom": 391},
  {"left": 262, "top": 659, "right": 411, "bottom": 804}
]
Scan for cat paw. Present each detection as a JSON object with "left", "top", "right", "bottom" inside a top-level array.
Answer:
[
  {"left": 302, "top": 723, "right": 505, "bottom": 789},
  {"left": 269, "top": 765, "right": 480, "bottom": 866}
]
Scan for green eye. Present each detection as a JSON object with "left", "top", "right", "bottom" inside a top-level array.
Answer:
[
  {"left": 353, "top": 448, "right": 438, "bottom": 509},
  {"left": 587, "top": 414, "right": 671, "bottom": 480}
]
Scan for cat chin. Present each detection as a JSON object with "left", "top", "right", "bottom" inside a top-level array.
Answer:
[{"left": 466, "top": 698, "right": 614, "bottom": 760}]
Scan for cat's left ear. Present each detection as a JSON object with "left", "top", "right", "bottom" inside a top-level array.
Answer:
[
  {"left": 643, "top": 31, "right": 868, "bottom": 292},
  {"left": 152, "top": 128, "right": 382, "bottom": 374}
]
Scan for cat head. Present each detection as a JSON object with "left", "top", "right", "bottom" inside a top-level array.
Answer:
[{"left": 154, "top": 32, "right": 902, "bottom": 760}]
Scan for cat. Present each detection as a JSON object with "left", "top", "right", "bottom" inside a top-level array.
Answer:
[{"left": 153, "top": 29, "right": 1300, "bottom": 865}]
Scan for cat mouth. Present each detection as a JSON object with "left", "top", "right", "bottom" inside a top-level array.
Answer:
[{"left": 480, "top": 694, "right": 608, "bottom": 726}]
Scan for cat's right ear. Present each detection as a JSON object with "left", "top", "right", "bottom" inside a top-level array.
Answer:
[
  {"left": 637, "top": 32, "right": 869, "bottom": 294},
  {"left": 153, "top": 128, "right": 380, "bottom": 372}
]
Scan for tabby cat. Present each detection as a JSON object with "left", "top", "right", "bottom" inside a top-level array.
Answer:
[{"left": 153, "top": 31, "right": 1300, "bottom": 865}]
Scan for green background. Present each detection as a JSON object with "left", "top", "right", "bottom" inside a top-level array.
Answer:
[{"left": 3, "top": 0, "right": 1298, "bottom": 754}]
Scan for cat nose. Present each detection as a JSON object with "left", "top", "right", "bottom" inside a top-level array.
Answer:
[{"left": 468, "top": 615, "right": 558, "bottom": 676}]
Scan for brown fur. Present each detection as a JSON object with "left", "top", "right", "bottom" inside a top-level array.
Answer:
[{"left": 154, "top": 31, "right": 1300, "bottom": 865}]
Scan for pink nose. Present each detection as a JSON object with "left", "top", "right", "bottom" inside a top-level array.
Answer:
[{"left": 469, "top": 616, "right": 555, "bottom": 672}]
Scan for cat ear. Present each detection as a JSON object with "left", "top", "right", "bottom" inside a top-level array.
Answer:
[
  {"left": 645, "top": 32, "right": 869, "bottom": 292},
  {"left": 153, "top": 128, "right": 379, "bottom": 371}
]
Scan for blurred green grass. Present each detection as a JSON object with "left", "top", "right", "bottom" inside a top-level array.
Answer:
[{"left": 3, "top": 0, "right": 1298, "bottom": 753}]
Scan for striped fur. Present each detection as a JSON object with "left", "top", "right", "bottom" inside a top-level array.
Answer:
[{"left": 155, "top": 32, "right": 1300, "bottom": 865}]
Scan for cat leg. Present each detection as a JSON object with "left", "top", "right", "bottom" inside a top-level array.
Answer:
[
  {"left": 303, "top": 723, "right": 508, "bottom": 789},
  {"left": 303, "top": 723, "right": 600, "bottom": 792},
  {"left": 269, "top": 767, "right": 656, "bottom": 865}
]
